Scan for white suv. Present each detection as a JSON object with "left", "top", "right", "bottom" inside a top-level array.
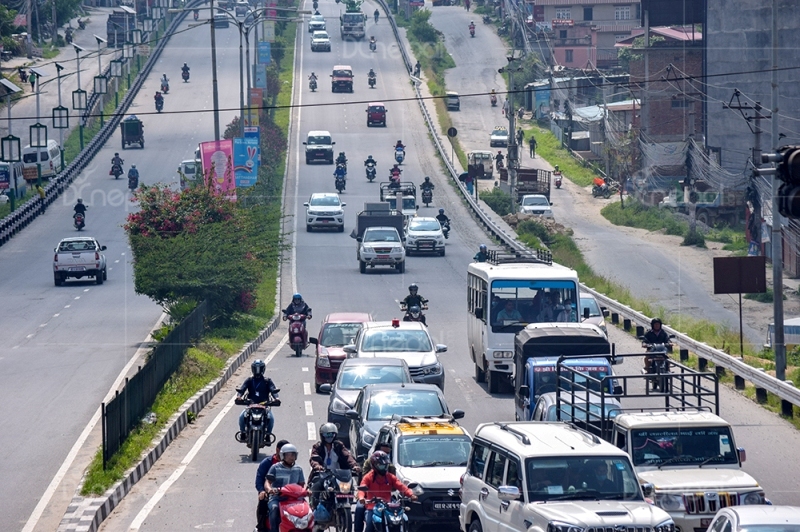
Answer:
[
  {"left": 460, "top": 422, "right": 674, "bottom": 532},
  {"left": 304, "top": 192, "right": 345, "bottom": 232}
]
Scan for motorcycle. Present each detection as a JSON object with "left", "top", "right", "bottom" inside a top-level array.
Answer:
[
  {"left": 234, "top": 396, "right": 280, "bottom": 461},
  {"left": 554, "top": 171, "right": 562, "bottom": 189},
  {"left": 310, "top": 469, "right": 354, "bottom": 532},
  {"left": 161, "top": 80, "right": 169, "bottom": 94},
  {"left": 592, "top": 179, "right": 619, "bottom": 199},
  {"left": 78, "top": 19, "right": 86, "bottom": 30},
  {"left": 277, "top": 484, "right": 315, "bottom": 532},
  {"left": 155, "top": 97, "right": 164, "bottom": 113},
  {"left": 193, "top": 9, "right": 199, "bottom": 20},
  {"left": 369, "top": 40, "right": 376, "bottom": 52},
  {"left": 640, "top": 336, "right": 675, "bottom": 392},
  {"left": 284, "top": 312, "right": 311, "bottom": 357},
  {"left": 335, "top": 175, "right": 346, "bottom": 193},
  {"left": 368, "top": 75, "right": 376, "bottom": 89},
  {"left": 110, "top": 163, "right": 124, "bottom": 179},
  {"left": 128, "top": 174, "right": 139, "bottom": 191},
  {"left": 482, "top": 14, "right": 491, "bottom": 24},
  {"left": 496, "top": 158, "right": 505, "bottom": 171},
  {"left": 441, "top": 221, "right": 450, "bottom": 239},
  {"left": 363, "top": 491, "right": 416, "bottom": 532},
  {"left": 182, "top": 70, "right": 190, "bottom": 82},
  {"left": 469, "top": 25, "right": 475, "bottom": 38},
  {"left": 366, "top": 162, "right": 377, "bottom": 182},
  {"left": 394, "top": 147, "right": 405, "bottom": 164},
  {"left": 73, "top": 212, "right": 85, "bottom": 231},
  {"left": 309, "top": 78, "right": 318, "bottom": 92},
  {"left": 421, "top": 188, "right": 433, "bottom": 207},
  {"left": 313, "top": 0, "right": 319, "bottom": 10},
  {"left": 400, "top": 302, "right": 428, "bottom": 325},
  {"left": 490, "top": 94, "right": 497, "bottom": 107},
  {"left": 65, "top": 28, "right": 74, "bottom": 44}
]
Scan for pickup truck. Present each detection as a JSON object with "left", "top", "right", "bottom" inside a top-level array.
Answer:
[
  {"left": 53, "top": 237, "right": 107, "bottom": 286},
  {"left": 353, "top": 203, "right": 406, "bottom": 274}
]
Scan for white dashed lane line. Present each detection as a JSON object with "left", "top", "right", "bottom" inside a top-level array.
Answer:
[
  {"left": 307, "top": 422, "right": 316, "bottom": 440},
  {"left": 303, "top": 383, "right": 311, "bottom": 395},
  {"left": 302, "top": 367, "right": 309, "bottom": 372},
  {"left": 305, "top": 401, "right": 313, "bottom": 416}
]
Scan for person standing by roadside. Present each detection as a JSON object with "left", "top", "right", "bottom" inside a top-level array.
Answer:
[
  {"left": 516, "top": 128, "right": 524, "bottom": 147},
  {"left": 35, "top": 184, "right": 46, "bottom": 214},
  {"left": 28, "top": 70, "right": 37, "bottom": 92},
  {"left": 529, "top": 135, "right": 537, "bottom": 158}
]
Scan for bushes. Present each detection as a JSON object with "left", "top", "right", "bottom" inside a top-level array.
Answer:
[
  {"left": 408, "top": 10, "right": 440, "bottom": 43},
  {"left": 601, "top": 198, "right": 685, "bottom": 236},
  {"left": 480, "top": 188, "right": 512, "bottom": 216}
]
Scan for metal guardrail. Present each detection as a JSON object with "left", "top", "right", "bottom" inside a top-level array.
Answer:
[
  {"left": 380, "top": 3, "right": 800, "bottom": 411},
  {"left": 0, "top": 8, "right": 191, "bottom": 247}
]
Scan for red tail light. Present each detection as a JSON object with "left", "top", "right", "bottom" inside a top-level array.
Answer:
[
  {"left": 95, "top": 252, "right": 100, "bottom": 260},
  {"left": 391, "top": 318, "right": 400, "bottom": 328},
  {"left": 460, "top": 473, "right": 465, "bottom": 486},
  {"left": 54, "top": 253, "right": 58, "bottom": 262}
]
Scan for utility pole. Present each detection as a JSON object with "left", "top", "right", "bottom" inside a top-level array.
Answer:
[
  {"left": 26, "top": 0, "right": 32, "bottom": 58},
  {"left": 210, "top": 0, "right": 221, "bottom": 141},
  {"left": 641, "top": 10, "right": 649, "bottom": 137},
  {"left": 52, "top": 0, "right": 57, "bottom": 46},
  {"left": 500, "top": 57, "right": 522, "bottom": 214},
  {"left": 770, "top": 0, "right": 785, "bottom": 380}
]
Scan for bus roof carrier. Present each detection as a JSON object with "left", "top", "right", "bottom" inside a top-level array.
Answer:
[
  {"left": 495, "top": 422, "right": 531, "bottom": 444},
  {"left": 487, "top": 249, "right": 552, "bottom": 266}
]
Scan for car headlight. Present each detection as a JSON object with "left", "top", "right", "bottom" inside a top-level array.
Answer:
[
  {"left": 330, "top": 397, "right": 350, "bottom": 413},
  {"left": 654, "top": 493, "right": 685, "bottom": 512},
  {"left": 742, "top": 491, "right": 766, "bottom": 505},
  {"left": 653, "top": 519, "right": 675, "bottom": 532},
  {"left": 412, "top": 485, "right": 425, "bottom": 496},
  {"left": 547, "top": 522, "right": 585, "bottom": 532},
  {"left": 333, "top": 210, "right": 343, "bottom": 216},
  {"left": 391, "top": 246, "right": 403, "bottom": 253},
  {"left": 317, "top": 355, "right": 330, "bottom": 368},
  {"left": 362, "top": 431, "right": 376, "bottom": 446},
  {"left": 493, "top": 350, "right": 513, "bottom": 359},
  {"left": 407, "top": 237, "right": 416, "bottom": 244},
  {"left": 422, "top": 362, "right": 442, "bottom": 375}
]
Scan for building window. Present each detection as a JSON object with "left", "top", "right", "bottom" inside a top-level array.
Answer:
[
  {"left": 671, "top": 99, "right": 690, "bottom": 108},
  {"left": 565, "top": 49, "right": 574, "bottom": 63},
  {"left": 559, "top": 30, "right": 567, "bottom": 38},
  {"left": 614, "top": 34, "right": 628, "bottom": 42},
  {"left": 583, "top": 7, "right": 593, "bottom": 21},
  {"left": 615, "top": 5, "right": 631, "bottom": 20},
  {"left": 556, "top": 8, "right": 571, "bottom": 19}
]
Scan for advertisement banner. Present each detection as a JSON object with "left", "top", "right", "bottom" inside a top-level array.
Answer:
[
  {"left": 262, "top": 21, "right": 275, "bottom": 43},
  {"left": 254, "top": 64, "right": 267, "bottom": 89},
  {"left": 0, "top": 165, "right": 9, "bottom": 190},
  {"left": 244, "top": 126, "right": 261, "bottom": 165},
  {"left": 258, "top": 41, "right": 271, "bottom": 64},
  {"left": 233, "top": 137, "right": 260, "bottom": 188},
  {"left": 266, "top": 0, "right": 277, "bottom": 20},
  {"left": 199, "top": 139, "right": 237, "bottom": 201}
]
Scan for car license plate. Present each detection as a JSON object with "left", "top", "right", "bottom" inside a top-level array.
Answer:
[
  {"left": 69, "top": 267, "right": 85, "bottom": 271},
  {"left": 321, "top": 220, "right": 329, "bottom": 223},
  {"left": 377, "top": 255, "right": 389, "bottom": 259},
  {"left": 433, "top": 502, "right": 458, "bottom": 510}
]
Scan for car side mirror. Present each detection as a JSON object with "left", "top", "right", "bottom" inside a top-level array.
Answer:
[
  {"left": 601, "top": 307, "right": 609, "bottom": 317},
  {"left": 518, "top": 385, "right": 529, "bottom": 397},
  {"left": 497, "top": 486, "right": 520, "bottom": 501},
  {"left": 319, "top": 383, "right": 332, "bottom": 394},
  {"left": 303, "top": 202, "right": 309, "bottom": 207},
  {"left": 309, "top": 338, "right": 318, "bottom": 345},
  {"left": 435, "top": 344, "right": 447, "bottom": 353},
  {"left": 303, "top": 142, "right": 308, "bottom": 145},
  {"left": 451, "top": 409, "right": 465, "bottom": 420},
  {"left": 475, "top": 307, "right": 484, "bottom": 320},
  {"left": 737, "top": 447, "right": 746, "bottom": 463},
  {"left": 583, "top": 307, "right": 590, "bottom": 320},
  {"left": 341, "top": 202, "right": 346, "bottom": 207},
  {"left": 641, "top": 483, "right": 654, "bottom": 497},
  {"left": 100, "top": 245, "right": 107, "bottom": 251},
  {"left": 345, "top": 409, "right": 359, "bottom": 420},
  {"left": 332, "top": 142, "right": 336, "bottom": 145},
  {"left": 356, "top": 237, "right": 362, "bottom": 243},
  {"left": 343, "top": 344, "right": 357, "bottom": 354}
]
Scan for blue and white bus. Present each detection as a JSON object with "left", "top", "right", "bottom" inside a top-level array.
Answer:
[{"left": 466, "top": 251, "right": 580, "bottom": 393}]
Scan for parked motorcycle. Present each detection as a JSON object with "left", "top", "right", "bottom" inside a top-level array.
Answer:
[
  {"left": 235, "top": 396, "right": 280, "bottom": 461},
  {"left": 73, "top": 212, "right": 85, "bottom": 231},
  {"left": 284, "top": 312, "right": 312, "bottom": 357},
  {"left": 394, "top": 147, "right": 405, "bottom": 164},
  {"left": 365, "top": 162, "right": 377, "bottom": 182},
  {"left": 110, "top": 163, "right": 124, "bottom": 179},
  {"left": 310, "top": 469, "right": 354, "bottom": 532},
  {"left": 368, "top": 75, "right": 376, "bottom": 89},
  {"left": 421, "top": 188, "right": 433, "bottom": 207},
  {"left": 482, "top": 15, "right": 491, "bottom": 24},
  {"left": 310, "top": 78, "right": 318, "bottom": 92},
  {"left": 182, "top": 70, "right": 190, "bottom": 82},
  {"left": 640, "top": 336, "right": 675, "bottom": 392},
  {"left": 277, "top": 484, "right": 315, "bottom": 532}
]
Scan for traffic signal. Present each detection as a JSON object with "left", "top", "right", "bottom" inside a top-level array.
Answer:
[{"left": 765, "top": 146, "right": 800, "bottom": 218}]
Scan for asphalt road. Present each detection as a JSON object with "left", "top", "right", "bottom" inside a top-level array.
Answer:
[{"left": 1, "top": 12, "right": 246, "bottom": 532}]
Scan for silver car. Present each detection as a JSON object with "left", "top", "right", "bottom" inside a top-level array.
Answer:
[
  {"left": 310, "top": 30, "right": 331, "bottom": 52},
  {"left": 519, "top": 194, "right": 554, "bottom": 218},
  {"left": 304, "top": 193, "right": 345, "bottom": 232},
  {"left": 580, "top": 292, "right": 609, "bottom": 336}
]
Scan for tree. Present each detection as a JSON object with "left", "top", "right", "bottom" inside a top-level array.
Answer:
[{"left": 604, "top": 128, "right": 641, "bottom": 208}]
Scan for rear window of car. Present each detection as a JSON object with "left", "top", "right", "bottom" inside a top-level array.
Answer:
[
  {"left": 367, "top": 390, "right": 446, "bottom": 420},
  {"left": 332, "top": 69, "right": 353, "bottom": 78},
  {"left": 308, "top": 136, "right": 331, "bottom": 145},
  {"left": 360, "top": 329, "right": 433, "bottom": 353},
  {"left": 320, "top": 322, "right": 362, "bottom": 346},
  {"left": 59, "top": 240, "right": 96, "bottom": 252},
  {"left": 23, "top": 151, "right": 48, "bottom": 163},
  {"left": 338, "top": 365, "right": 408, "bottom": 389},
  {"left": 369, "top": 106, "right": 385, "bottom": 112}
]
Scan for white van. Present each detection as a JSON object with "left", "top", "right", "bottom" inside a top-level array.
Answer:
[
  {"left": 22, "top": 139, "right": 62, "bottom": 181},
  {"left": 178, "top": 159, "right": 201, "bottom": 190}
]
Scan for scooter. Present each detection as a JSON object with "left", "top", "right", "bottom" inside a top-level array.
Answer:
[
  {"left": 161, "top": 80, "right": 169, "bottom": 94},
  {"left": 440, "top": 221, "right": 450, "bottom": 239},
  {"left": 368, "top": 76, "right": 376, "bottom": 89},
  {"left": 554, "top": 171, "right": 562, "bottom": 189},
  {"left": 365, "top": 162, "right": 377, "bottom": 182},
  {"left": 496, "top": 158, "right": 505, "bottom": 171},
  {"left": 278, "top": 484, "right": 315, "bottom": 532},
  {"left": 128, "top": 174, "right": 139, "bottom": 191},
  {"left": 490, "top": 94, "right": 497, "bottom": 107},
  {"left": 155, "top": 98, "right": 164, "bottom": 113},
  {"left": 73, "top": 212, "right": 85, "bottom": 231},
  {"left": 234, "top": 396, "right": 280, "bottom": 461},
  {"left": 421, "top": 188, "right": 433, "bottom": 207},
  {"left": 182, "top": 70, "right": 190, "bottom": 82},
  {"left": 469, "top": 25, "right": 475, "bottom": 37},
  {"left": 110, "top": 163, "right": 124, "bottom": 179},
  {"left": 394, "top": 147, "right": 405, "bottom": 164},
  {"left": 284, "top": 312, "right": 311, "bottom": 357},
  {"left": 335, "top": 174, "right": 346, "bottom": 193},
  {"left": 309, "top": 78, "right": 317, "bottom": 92},
  {"left": 369, "top": 40, "right": 376, "bottom": 52}
]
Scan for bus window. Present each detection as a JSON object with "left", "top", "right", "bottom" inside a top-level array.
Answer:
[{"left": 490, "top": 280, "right": 578, "bottom": 332}]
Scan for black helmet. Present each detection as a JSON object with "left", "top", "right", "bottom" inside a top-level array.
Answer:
[
  {"left": 651, "top": 318, "right": 662, "bottom": 328},
  {"left": 479, "top": 244, "right": 487, "bottom": 252},
  {"left": 409, "top": 305, "right": 421, "bottom": 318},
  {"left": 370, "top": 450, "right": 390, "bottom": 474},
  {"left": 251, "top": 359, "right": 266, "bottom": 378},
  {"left": 408, "top": 283, "right": 418, "bottom": 294},
  {"left": 114, "top": 152, "right": 119, "bottom": 157},
  {"left": 320, "top": 422, "right": 337, "bottom": 443},
  {"left": 439, "top": 208, "right": 445, "bottom": 215},
  {"left": 424, "top": 176, "right": 430, "bottom": 182},
  {"left": 77, "top": 198, "right": 83, "bottom": 204}
]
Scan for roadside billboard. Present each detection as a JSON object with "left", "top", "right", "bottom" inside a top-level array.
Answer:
[
  {"left": 199, "top": 139, "right": 237, "bottom": 201},
  {"left": 233, "top": 137, "right": 260, "bottom": 188}
]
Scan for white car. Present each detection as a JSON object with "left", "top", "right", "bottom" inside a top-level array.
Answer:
[
  {"left": 308, "top": 13, "right": 326, "bottom": 32},
  {"left": 519, "top": 194, "right": 553, "bottom": 218},
  {"left": 405, "top": 216, "right": 446, "bottom": 256},
  {"left": 303, "top": 192, "right": 345, "bottom": 232},
  {"left": 310, "top": 30, "right": 331, "bottom": 52},
  {"left": 706, "top": 505, "right": 800, "bottom": 532},
  {"left": 580, "top": 291, "right": 608, "bottom": 335}
]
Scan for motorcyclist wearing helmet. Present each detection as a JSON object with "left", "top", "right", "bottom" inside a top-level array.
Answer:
[
  {"left": 469, "top": 20, "right": 475, "bottom": 31},
  {"left": 394, "top": 140, "right": 405, "bottom": 153},
  {"left": 255, "top": 439, "right": 289, "bottom": 532},
  {"left": 161, "top": 73, "right": 169, "bottom": 84},
  {"left": 354, "top": 443, "right": 394, "bottom": 532},
  {"left": 236, "top": 359, "right": 280, "bottom": 440},
  {"left": 308, "top": 423, "right": 361, "bottom": 509},
  {"left": 266, "top": 443, "right": 305, "bottom": 532},
  {"left": 283, "top": 293, "right": 312, "bottom": 320},
  {"left": 389, "top": 164, "right": 402, "bottom": 186},
  {"left": 309, "top": 72, "right": 318, "bottom": 82},
  {"left": 128, "top": 164, "right": 139, "bottom": 180},
  {"left": 182, "top": 63, "right": 190, "bottom": 74},
  {"left": 336, "top": 152, "right": 348, "bottom": 166},
  {"left": 436, "top": 208, "right": 450, "bottom": 226},
  {"left": 357, "top": 451, "right": 416, "bottom": 532},
  {"left": 473, "top": 244, "right": 488, "bottom": 262},
  {"left": 420, "top": 176, "right": 434, "bottom": 192},
  {"left": 74, "top": 197, "right": 87, "bottom": 216},
  {"left": 364, "top": 154, "right": 377, "bottom": 167},
  {"left": 403, "top": 305, "right": 427, "bottom": 326},
  {"left": 402, "top": 283, "right": 428, "bottom": 311},
  {"left": 495, "top": 150, "right": 505, "bottom": 168},
  {"left": 643, "top": 318, "right": 672, "bottom": 373}
]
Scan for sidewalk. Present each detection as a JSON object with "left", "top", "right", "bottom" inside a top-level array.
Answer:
[{"left": 0, "top": 7, "right": 119, "bottom": 158}]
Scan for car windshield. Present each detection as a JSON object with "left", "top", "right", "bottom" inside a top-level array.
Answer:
[
  {"left": 360, "top": 329, "right": 433, "bottom": 352},
  {"left": 308, "top": 136, "right": 331, "bottom": 145},
  {"left": 525, "top": 456, "right": 642, "bottom": 502},
  {"left": 408, "top": 220, "right": 441, "bottom": 232},
  {"left": 397, "top": 435, "right": 471, "bottom": 467},
  {"left": 58, "top": 240, "right": 96, "bottom": 252},
  {"left": 333, "top": 69, "right": 352, "bottom": 77},
  {"left": 310, "top": 196, "right": 340, "bottom": 207},
  {"left": 313, "top": 32, "right": 328, "bottom": 39},
  {"left": 311, "top": 14, "right": 324, "bottom": 21},
  {"left": 320, "top": 322, "right": 362, "bottom": 347},
  {"left": 337, "top": 365, "right": 408, "bottom": 389},
  {"left": 630, "top": 426, "right": 739, "bottom": 467},
  {"left": 490, "top": 279, "right": 579, "bottom": 332},
  {"left": 342, "top": 13, "right": 361, "bottom": 22},
  {"left": 522, "top": 196, "right": 549, "bottom": 206},
  {"left": 364, "top": 229, "right": 400, "bottom": 242},
  {"left": 492, "top": 129, "right": 507, "bottom": 136},
  {"left": 740, "top": 527, "right": 800, "bottom": 532},
  {"left": 183, "top": 162, "right": 197, "bottom": 174},
  {"left": 580, "top": 296, "right": 602, "bottom": 317},
  {"left": 366, "top": 390, "right": 446, "bottom": 420},
  {"left": 369, "top": 106, "right": 385, "bottom": 112}
]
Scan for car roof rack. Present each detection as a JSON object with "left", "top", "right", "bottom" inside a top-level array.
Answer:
[
  {"left": 487, "top": 249, "right": 552, "bottom": 265},
  {"left": 494, "top": 422, "right": 531, "bottom": 445}
]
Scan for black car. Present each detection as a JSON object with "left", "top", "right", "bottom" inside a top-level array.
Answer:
[
  {"left": 320, "top": 358, "right": 412, "bottom": 444},
  {"left": 346, "top": 383, "right": 463, "bottom": 461}
]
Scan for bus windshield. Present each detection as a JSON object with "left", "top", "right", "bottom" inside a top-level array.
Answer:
[{"left": 490, "top": 279, "right": 579, "bottom": 333}]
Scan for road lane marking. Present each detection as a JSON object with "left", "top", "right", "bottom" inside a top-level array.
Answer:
[
  {"left": 305, "top": 401, "right": 313, "bottom": 416},
  {"left": 83, "top": 288, "right": 90, "bottom": 292},
  {"left": 302, "top": 367, "right": 309, "bottom": 372},
  {"left": 26, "top": 334, "right": 33, "bottom": 338},
  {"left": 307, "top": 422, "right": 316, "bottom": 440},
  {"left": 53, "top": 313, "right": 60, "bottom": 318},
  {"left": 64, "top": 305, "right": 70, "bottom": 308},
  {"left": 74, "top": 296, "right": 80, "bottom": 300},
  {"left": 39, "top": 323, "right": 46, "bottom": 328},
  {"left": 304, "top": 383, "right": 311, "bottom": 395}
]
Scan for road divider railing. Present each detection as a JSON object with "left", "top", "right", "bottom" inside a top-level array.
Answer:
[{"left": 379, "top": 1, "right": 800, "bottom": 415}]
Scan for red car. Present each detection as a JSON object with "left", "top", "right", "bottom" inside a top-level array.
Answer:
[
  {"left": 314, "top": 312, "right": 373, "bottom": 391},
  {"left": 366, "top": 102, "right": 387, "bottom": 127}
]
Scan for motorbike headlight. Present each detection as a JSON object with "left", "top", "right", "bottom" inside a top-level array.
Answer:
[
  {"left": 331, "top": 397, "right": 350, "bottom": 413},
  {"left": 493, "top": 350, "right": 514, "bottom": 359},
  {"left": 285, "top": 511, "right": 311, "bottom": 529},
  {"left": 547, "top": 522, "right": 585, "bottom": 532},
  {"left": 742, "top": 491, "right": 766, "bottom": 505},
  {"left": 317, "top": 355, "right": 331, "bottom": 368},
  {"left": 412, "top": 485, "right": 425, "bottom": 496},
  {"left": 653, "top": 519, "right": 676, "bottom": 532},
  {"left": 654, "top": 493, "right": 685, "bottom": 512}
]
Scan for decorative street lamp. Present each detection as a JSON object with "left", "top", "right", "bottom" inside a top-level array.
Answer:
[
  {"left": 52, "top": 63, "right": 68, "bottom": 172},
  {"left": 110, "top": 58, "right": 123, "bottom": 78},
  {"left": 142, "top": 17, "right": 154, "bottom": 32},
  {"left": 0, "top": 79, "right": 22, "bottom": 209},
  {"left": 94, "top": 35, "right": 108, "bottom": 126},
  {"left": 29, "top": 66, "right": 48, "bottom": 186},
  {"left": 71, "top": 44, "right": 87, "bottom": 150},
  {"left": 132, "top": 28, "right": 142, "bottom": 44}
]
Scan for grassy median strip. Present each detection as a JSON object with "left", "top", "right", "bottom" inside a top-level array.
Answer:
[{"left": 80, "top": 22, "right": 296, "bottom": 496}]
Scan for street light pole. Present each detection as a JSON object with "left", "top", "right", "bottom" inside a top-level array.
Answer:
[
  {"left": 238, "top": 20, "right": 245, "bottom": 137},
  {"left": 210, "top": 0, "right": 221, "bottom": 140}
]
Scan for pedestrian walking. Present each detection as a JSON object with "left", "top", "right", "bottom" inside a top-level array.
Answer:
[
  {"left": 29, "top": 71, "right": 37, "bottom": 92},
  {"left": 35, "top": 184, "right": 46, "bottom": 213},
  {"left": 465, "top": 0, "right": 470, "bottom": 11},
  {"left": 529, "top": 135, "right": 537, "bottom": 158}
]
